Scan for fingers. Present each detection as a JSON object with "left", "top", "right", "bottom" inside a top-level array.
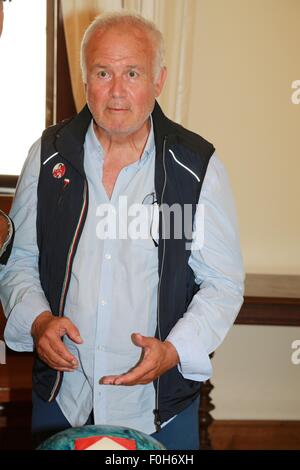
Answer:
[
  {"left": 39, "top": 346, "right": 77, "bottom": 372},
  {"left": 66, "top": 323, "right": 83, "bottom": 344},
  {"left": 32, "top": 313, "right": 82, "bottom": 371},
  {"left": 131, "top": 332, "right": 149, "bottom": 348},
  {"left": 36, "top": 336, "right": 78, "bottom": 370},
  {"left": 49, "top": 336, "right": 78, "bottom": 365},
  {"left": 99, "top": 333, "right": 159, "bottom": 385},
  {"left": 99, "top": 375, "right": 118, "bottom": 385},
  {"left": 99, "top": 335, "right": 179, "bottom": 386},
  {"left": 100, "top": 367, "right": 156, "bottom": 386},
  {"left": 116, "top": 363, "right": 157, "bottom": 385},
  {"left": 100, "top": 353, "right": 157, "bottom": 386}
]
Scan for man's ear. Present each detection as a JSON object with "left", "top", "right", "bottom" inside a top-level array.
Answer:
[{"left": 154, "top": 66, "right": 168, "bottom": 98}]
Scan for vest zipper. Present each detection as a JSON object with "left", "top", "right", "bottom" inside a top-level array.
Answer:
[
  {"left": 48, "top": 180, "right": 88, "bottom": 402},
  {"left": 154, "top": 136, "right": 168, "bottom": 431}
]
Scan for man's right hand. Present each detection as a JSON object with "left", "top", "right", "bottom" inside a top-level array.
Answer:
[{"left": 31, "top": 311, "right": 83, "bottom": 372}]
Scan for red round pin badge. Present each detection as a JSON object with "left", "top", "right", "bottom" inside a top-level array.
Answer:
[{"left": 52, "top": 163, "right": 66, "bottom": 179}]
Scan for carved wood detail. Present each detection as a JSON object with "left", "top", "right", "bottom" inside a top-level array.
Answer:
[{"left": 199, "top": 352, "right": 215, "bottom": 449}]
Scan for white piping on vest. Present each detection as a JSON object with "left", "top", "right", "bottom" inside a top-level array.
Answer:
[
  {"left": 43, "top": 152, "right": 59, "bottom": 166},
  {"left": 168, "top": 149, "right": 200, "bottom": 182},
  {"left": 48, "top": 181, "right": 88, "bottom": 403}
]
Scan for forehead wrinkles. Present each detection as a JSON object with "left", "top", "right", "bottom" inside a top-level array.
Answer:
[{"left": 87, "top": 26, "right": 155, "bottom": 66}]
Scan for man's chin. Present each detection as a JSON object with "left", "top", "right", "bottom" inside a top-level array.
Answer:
[{"left": 93, "top": 113, "right": 151, "bottom": 139}]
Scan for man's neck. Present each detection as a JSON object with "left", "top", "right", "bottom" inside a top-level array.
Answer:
[{"left": 93, "top": 119, "right": 151, "bottom": 164}]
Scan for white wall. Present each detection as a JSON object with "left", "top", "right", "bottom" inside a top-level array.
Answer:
[
  {"left": 211, "top": 325, "right": 300, "bottom": 420},
  {"left": 188, "top": 0, "right": 300, "bottom": 275},
  {"left": 184, "top": 1, "right": 300, "bottom": 419}
]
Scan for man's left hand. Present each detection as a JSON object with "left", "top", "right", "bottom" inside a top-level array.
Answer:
[{"left": 99, "top": 333, "right": 180, "bottom": 386}]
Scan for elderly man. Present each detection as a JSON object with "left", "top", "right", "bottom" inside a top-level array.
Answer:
[
  {"left": 0, "top": 0, "right": 14, "bottom": 264},
  {"left": 0, "top": 12, "right": 244, "bottom": 449}
]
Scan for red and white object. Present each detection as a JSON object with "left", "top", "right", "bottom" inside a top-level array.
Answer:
[{"left": 74, "top": 435, "right": 137, "bottom": 450}]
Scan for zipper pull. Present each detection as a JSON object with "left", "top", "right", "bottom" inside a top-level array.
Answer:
[{"left": 153, "top": 409, "right": 161, "bottom": 432}]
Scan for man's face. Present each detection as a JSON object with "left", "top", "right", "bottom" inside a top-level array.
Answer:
[{"left": 85, "top": 25, "right": 166, "bottom": 138}]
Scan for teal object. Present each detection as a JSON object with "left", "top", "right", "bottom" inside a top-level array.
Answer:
[{"left": 37, "top": 424, "right": 166, "bottom": 450}]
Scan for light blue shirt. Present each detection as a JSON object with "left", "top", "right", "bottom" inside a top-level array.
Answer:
[{"left": 0, "top": 119, "right": 244, "bottom": 434}]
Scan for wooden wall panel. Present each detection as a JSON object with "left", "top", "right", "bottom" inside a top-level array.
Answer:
[{"left": 210, "top": 420, "right": 300, "bottom": 450}]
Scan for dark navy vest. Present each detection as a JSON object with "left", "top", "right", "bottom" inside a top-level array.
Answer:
[{"left": 34, "top": 101, "right": 215, "bottom": 424}]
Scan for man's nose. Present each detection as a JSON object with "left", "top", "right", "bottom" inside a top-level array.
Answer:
[{"left": 110, "top": 76, "right": 126, "bottom": 98}]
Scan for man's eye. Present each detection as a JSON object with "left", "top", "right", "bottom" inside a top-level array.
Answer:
[
  {"left": 128, "top": 70, "right": 138, "bottom": 78},
  {"left": 98, "top": 71, "right": 109, "bottom": 78}
]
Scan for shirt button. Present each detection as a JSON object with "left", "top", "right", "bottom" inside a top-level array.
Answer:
[
  {"left": 105, "top": 253, "right": 111, "bottom": 260},
  {"left": 101, "top": 300, "right": 107, "bottom": 306}
]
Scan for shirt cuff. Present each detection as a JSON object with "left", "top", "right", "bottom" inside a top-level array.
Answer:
[
  {"left": 166, "top": 318, "right": 212, "bottom": 382},
  {"left": 4, "top": 292, "right": 51, "bottom": 352},
  {"left": 0, "top": 211, "right": 13, "bottom": 259}
]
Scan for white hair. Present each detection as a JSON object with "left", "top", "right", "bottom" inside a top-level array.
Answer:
[{"left": 80, "top": 11, "right": 165, "bottom": 83}]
